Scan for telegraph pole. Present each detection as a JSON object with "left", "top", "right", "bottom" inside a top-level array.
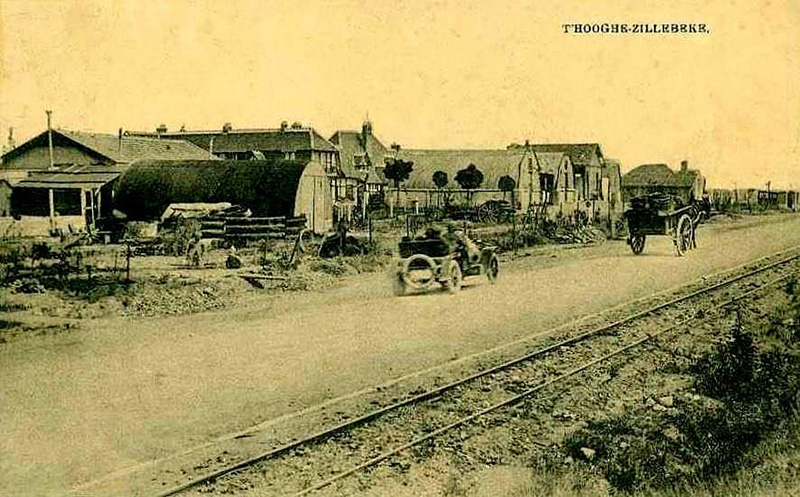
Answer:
[{"left": 46, "top": 110, "right": 55, "bottom": 219}]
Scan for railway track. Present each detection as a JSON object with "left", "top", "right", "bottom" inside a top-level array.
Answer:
[{"left": 159, "top": 247, "right": 800, "bottom": 496}]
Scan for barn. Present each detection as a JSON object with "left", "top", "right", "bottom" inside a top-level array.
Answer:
[
  {"left": 391, "top": 148, "right": 578, "bottom": 218},
  {"left": 622, "top": 161, "right": 705, "bottom": 206},
  {"left": 115, "top": 159, "right": 333, "bottom": 232}
]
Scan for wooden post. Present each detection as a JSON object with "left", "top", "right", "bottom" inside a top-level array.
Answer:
[
  {"left": 126, "top": 243, "right": 131, "bottom": 283},
  {"left": 46, "top": 110, "right": 56, "bottom": 221},
  {"left": 80, "top": 189, "right": 87, "bottom": 227},
  {"left": 512, "top": 215, "right": 517, "bottom": 254}
]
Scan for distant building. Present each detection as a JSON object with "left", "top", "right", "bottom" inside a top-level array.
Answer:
[
  {"left": 1, "top": 129, "right": 215, "bottom": 171},
  {"left": 528, "top": 143, "right": 606, "bottom": 203},
  {"left": 390, "top": 142, "right": 621, "bottom": 222},
  {"left": 622, "top": 161, "right": 705, "bottom": 206},
  {"left": 128, "top": 123, "right": 354, "bottom": 221},
  {"left": 115, "top": 159, "right": 333, "bottom": 232},
  {"left": 1, "top": 129, "right": 217, "bottom": 231},
  {"left": 329, "top": 120, "right": 389, "bottom": 195}
]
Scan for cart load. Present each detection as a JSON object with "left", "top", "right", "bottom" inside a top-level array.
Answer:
[{"left": 625, "top": 192, "right": 705, "bottom": 256}]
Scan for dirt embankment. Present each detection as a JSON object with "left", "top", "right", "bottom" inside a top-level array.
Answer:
[{"left": 312, "top": 269, "right": 800, "bottom": 496}]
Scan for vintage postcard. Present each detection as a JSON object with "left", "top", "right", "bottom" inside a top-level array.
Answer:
[{"left": 1, "top": 1, "right": 799, "bottom": 496}]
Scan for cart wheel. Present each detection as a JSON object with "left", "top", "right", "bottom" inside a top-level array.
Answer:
[
  {"left": 392, "top": 275, "right": 406, "bottom": 296},
  {"left": 675, "top": 215, "right": 693, "bottom": 256},
  {"left": 487, "top": 254, "right": 500, "bottom": 283},
  {"left": 443, "top": 260, "right": 462, "bottom": 293},
  {"left": 629, "top": 234, "right": 646, "bottom": 255},
  {"left": 478, "top": 203, "right": 498, "bottom": 224}
]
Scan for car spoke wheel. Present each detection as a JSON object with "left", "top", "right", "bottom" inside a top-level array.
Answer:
[
  {"left": 443, "top": 260, "right": 462, "bottom": 293},
  {"left": 487, "top": 254, "right": 499, "bottom": 283}
]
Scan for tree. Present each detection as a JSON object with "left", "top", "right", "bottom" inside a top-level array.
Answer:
[
  {"left": 455, "top": 163, "right": 484, "bottom": 203},
  {"left": 498, "top": 175, "right": 516, "bottom": 205},
  {"left": 383, "top": 158, "right": 414, "bottom": 207},
  {"left": 433, "top": 170, "right": 448, "bottom": 208}
]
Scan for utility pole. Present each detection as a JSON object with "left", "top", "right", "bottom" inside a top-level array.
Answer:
[{"left": 46, "top": 110, "right": 55, "bottom": 219}]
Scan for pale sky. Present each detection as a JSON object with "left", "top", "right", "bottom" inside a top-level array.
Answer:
[{"left": 1, "top": 0, "right": 798, "bottom": 188}]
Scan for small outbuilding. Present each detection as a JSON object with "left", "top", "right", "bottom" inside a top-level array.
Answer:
[
  {"left": 622, "top": 161, "right": 705, "bottom": 206},
  {"left": 115, "top": 159, "right": 333, "bottom": 232}
]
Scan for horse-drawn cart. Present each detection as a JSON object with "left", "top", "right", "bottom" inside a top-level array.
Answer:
[{"left": 625, "top": 193, "right": 705, "bottom": 256}]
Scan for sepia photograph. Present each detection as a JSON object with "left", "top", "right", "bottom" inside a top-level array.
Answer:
[{"left": 1, "top": 1, "right": 799, "bottom": 495}]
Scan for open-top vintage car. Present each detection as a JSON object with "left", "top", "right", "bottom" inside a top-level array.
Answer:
[{"left": 392, "top": 226, "right": 499, "bottom": 295}]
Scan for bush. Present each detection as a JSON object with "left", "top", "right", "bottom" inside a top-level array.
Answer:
[{"left": 564, "top": 313, "right": 800, "bottom": 492}]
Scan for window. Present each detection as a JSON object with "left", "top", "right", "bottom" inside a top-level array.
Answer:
[
  {"left": 539, "top": 173, "right": 555, "bottom": 204},
  {"left": 325, "top": 152, "right": 335, "bottom": 173}
]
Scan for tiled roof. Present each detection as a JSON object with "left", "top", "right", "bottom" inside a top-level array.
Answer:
[
  {"left": 329, "top": 130, "right": 389, "bottom": 183},
  {"left": 1, "top": 129, "right": 216, "bottom": 164},
  {"left": 132, "top": 128, "right": 338, "bottom": 153},
  {"left": 395, "top": 149, "right": 568, "bottom": 190},
  {"left": 530, "top": 143, "right": 603, "bottom": 167}
]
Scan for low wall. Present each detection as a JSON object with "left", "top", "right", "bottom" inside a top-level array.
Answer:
[{"left": 0, "top": 215, "right": 86, "bottom": 238}]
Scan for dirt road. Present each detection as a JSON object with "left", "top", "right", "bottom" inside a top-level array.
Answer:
[{"left": 3, "top": 214, "right": 800, "bottom": 496}]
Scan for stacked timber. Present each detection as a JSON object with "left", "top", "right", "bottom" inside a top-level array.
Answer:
[{"left": 200, "top": 215, "right": 307, "bottom": 241}]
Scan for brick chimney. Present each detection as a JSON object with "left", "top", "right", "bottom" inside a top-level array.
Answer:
[
  {"left": 361, "top": 120, "right": 373, "bottom": 146},
  {"left": 680, "top": 160, "right": 688, "bottom": 173}
]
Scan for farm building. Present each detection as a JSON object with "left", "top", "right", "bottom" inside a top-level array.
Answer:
[
  {"left": 389, "top": 142, "right": 623, "bottom": 223},
  {"left": 114, "top": 159, "right": 333, "bottom": 232},
  {"left": 622, "top": 161, "right": 705, "bottom": 206},
  {"left": 12, "top": 165, "right": 126, "bottom": 231},
  {"left": 390, "top": 148, "right": 578, "bottom": 218},
  {"left": 529, "top": 143, "right": 606, "bottom": 203},
  {"left": 127, "top": 123, "right": 350, "bottom": 200},
  {"left": 1, "top": 129, "right": 216, "bottom": 233},
  {"left": 1, "top": 129, "right": 215, "bottom": 171},
  {"left": 329, "top": 121, "right": 390, "bottom": 194}
]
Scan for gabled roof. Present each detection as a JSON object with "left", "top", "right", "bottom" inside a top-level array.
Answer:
[
  {"left": 329, "top": 130, "right": 389, "bottom": 183},
  {"left": 15, "top": 164, "right": 128, "bottom": 189},
  {"left": 396, "top": 149, "right": 568, "bottom": 190},
  {"left": 1, "top": 129, "right": 216, "bottom": 164},
  {"left": 129, "top": 128, "right": 338, "bottom": 154},
  {"left": 622, "top": 163, "right": 700, "bottom": 188},
  {"left": 529, "top": 143, "right": 603, "bottom": 167}
]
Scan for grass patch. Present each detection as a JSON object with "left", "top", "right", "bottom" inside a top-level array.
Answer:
[{"left": 562, "top": 308, "right": 800, "bottom": 493}]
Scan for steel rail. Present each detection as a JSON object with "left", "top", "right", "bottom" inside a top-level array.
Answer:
[
  {"left": 293, "top": 269, "right": 799, "bottom": 496},
  {"left": 157, "top": 249, "right": 800, "bottom": 497}
]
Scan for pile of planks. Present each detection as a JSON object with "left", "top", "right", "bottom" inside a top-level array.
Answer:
[{"left": 201, "top": 215, "right": 306, "bottom": 241}]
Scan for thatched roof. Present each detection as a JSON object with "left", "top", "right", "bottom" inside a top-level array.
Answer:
[
  {"left": 395, "top": 149, "right": 570, "bottom": 190},
  {"left": 623, "top": 164, "right": 700, "bottom": 188},
  {"left": 115, "top": 159, "right": 310, "bottom": 220}
]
